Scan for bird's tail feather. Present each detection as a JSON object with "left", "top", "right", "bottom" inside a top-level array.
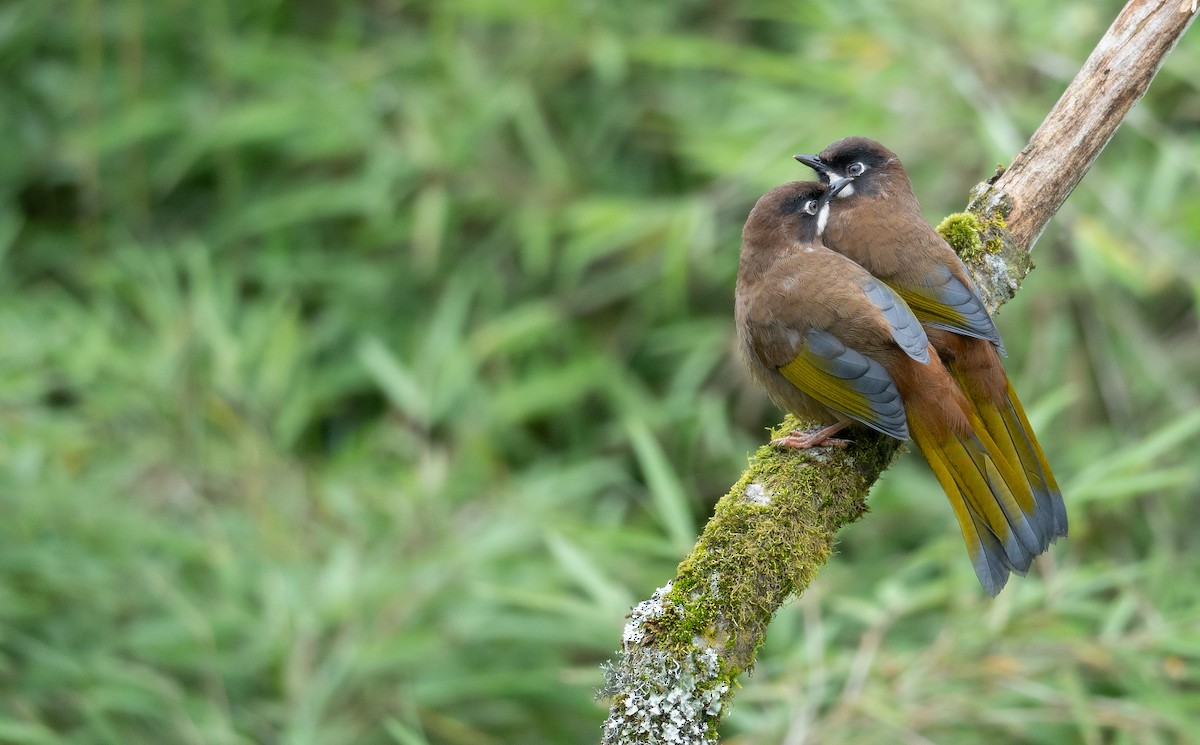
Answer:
[
  {"left": 957, "top": 374, "right": 1068, "bottom": 549},
  {"left": 909, "top": 414, "right": 1046, "bottom": 596},
  {"left": 1002, "top": 378, "right": 1068, "bottom": 538}
]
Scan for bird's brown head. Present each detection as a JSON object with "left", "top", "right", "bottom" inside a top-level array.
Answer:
[
  {"left": 741, "top": 180, "right": 835, "bottom": 253},
  {"left": 794, "top": 136, "right": 913, "bottom": 202}
]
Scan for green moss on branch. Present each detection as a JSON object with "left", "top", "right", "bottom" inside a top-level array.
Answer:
[{"left": 600, "top": 416, "right": 900, "bottom": 743}]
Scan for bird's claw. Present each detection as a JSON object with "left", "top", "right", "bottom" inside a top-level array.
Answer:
[{"left": 771, "top": 429, "right": 852, "bottom": 450}]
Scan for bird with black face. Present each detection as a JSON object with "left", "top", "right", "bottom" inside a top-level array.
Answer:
[
  {"left": 795, "top": 136, "right": 1067, "bottom": 584},
  {"left": 736, "top": 179, "right": 1048, "bottom": 595}
]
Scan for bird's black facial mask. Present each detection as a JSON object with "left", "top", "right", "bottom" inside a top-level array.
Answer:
[
  {"left": 794, "top": 153, "right": 862, "bottom": 197},
  {"left": 796, "top": 140, "right": 887, "bottom": 198}
]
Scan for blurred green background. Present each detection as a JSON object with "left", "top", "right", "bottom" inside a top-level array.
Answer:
[{"left": 3, "top": 0, "right": 1199, "bottom": 743}]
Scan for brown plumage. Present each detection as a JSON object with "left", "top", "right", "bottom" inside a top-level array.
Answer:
[
  {"left": 796, "top": 136, "right": 1067, "bottom": 592},
  {"left": 736, "top": 180, "right": 1047, "bottom": 594}
]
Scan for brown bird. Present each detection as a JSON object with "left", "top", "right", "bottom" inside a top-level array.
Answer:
[
  {"left": 737, "top": 180, "right": 1050, "bottom": 595},
  {"left": 795, "top": 136, "right": 1067, "bottom": 574}
]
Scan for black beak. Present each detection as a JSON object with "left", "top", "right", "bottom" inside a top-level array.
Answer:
[
  {"left": 828, "top": 176, "right": 853, "bottom": 198},
  {"left": 794, "top": 153, "right": 830, "bottom": 175}
]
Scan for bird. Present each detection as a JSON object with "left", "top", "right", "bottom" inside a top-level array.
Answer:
[
  {"left": 737, "top": 179, "right": 1052, "bottom": 595},
  {"left": 795, "top": 136, "right": 1067, "bottom": 570}
]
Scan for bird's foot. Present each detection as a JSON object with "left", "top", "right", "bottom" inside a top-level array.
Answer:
[{"left": 770, "top": 424, "right": 851, "bottom": 450}]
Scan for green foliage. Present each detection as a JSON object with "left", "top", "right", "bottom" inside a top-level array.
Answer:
[{"left": 2, "top": 0, "right": 1199, "bottom": 743}]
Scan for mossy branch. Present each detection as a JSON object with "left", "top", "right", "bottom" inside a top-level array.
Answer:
[
  {"left": 599, "top": 2, "right": 1195, "bottom": 743},
  {"left": 599, "top": 419, "right": 898, "bottom": 744}
]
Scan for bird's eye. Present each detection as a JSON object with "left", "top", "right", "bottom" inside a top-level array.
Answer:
[
  {"left": 846, "top": 162, "right": 866, "bottom": 177},
  {"left": 803, "top": 199, "right": 819, "bottom": 215}
]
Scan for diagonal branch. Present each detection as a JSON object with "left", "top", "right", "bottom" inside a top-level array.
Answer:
[{"left": 599, "top": 1, "right": 1197, "bottom": 743}]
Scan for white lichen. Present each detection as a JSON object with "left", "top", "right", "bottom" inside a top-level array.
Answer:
[
  {"left": 622, "top": 582, "right": 672, "bottom": 648},
  {"left": 599, "top": 646, "right": 728, "bottom": 745},
  {"left": 744, "top": 481, "right": 770, "bottom": 506},
  {"left": 602, "top": 594, "right": 730, "bottom": 745}
]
